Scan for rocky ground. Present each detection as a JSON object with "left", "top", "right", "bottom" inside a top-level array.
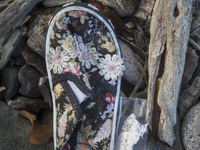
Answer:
[{"left": 0, "top": 0, "right": 200, "bottom": 150}]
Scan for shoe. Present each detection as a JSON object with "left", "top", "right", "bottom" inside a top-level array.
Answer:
[{"left": 45, "top": 2, "right": 125, "bottom": 150}]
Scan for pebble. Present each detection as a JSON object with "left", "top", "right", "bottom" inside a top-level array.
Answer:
[
  {"left": 11, "top": 36, "right": 26, "bottom": 59},
  {"left": 0, "top": 101, "right": 53, "bottom": 150},
  {"left": 2, "top": 66, "right": 21, "bottom": 101},
  {"left": 21, "top": 45, "right": 46, "bottom": 75},
  {"left": 120, "top": 39, "right": 145, "bottom": 88},
  {"left": 18, "top": 65, "right": 42, "bottom": 98},
  {"left": 182, "top": 102, "right": 200, "bottom": 150}
]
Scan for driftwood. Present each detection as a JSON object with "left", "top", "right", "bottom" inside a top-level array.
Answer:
[
  {"left": 0, "top": 28, "right": 26, "bottom": 71},
  {"left": 134, "top": 0, "right": 155, "bottom": 22},
  {"left": 146, "top": 0, "right": 193, "bottom": 146},
  {"left": 0, "top": 0, "right": 42, "bottom": 39}
]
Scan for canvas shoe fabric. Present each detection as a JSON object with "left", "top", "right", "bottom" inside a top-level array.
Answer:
[{"left": 45, "top": 2, "right": 125, "bottom": 150}]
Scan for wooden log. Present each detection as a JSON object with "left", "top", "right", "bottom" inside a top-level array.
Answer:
[
  {"left": 0, "top": 28, "right": 27, "bottom": 71},
  {"left": 146, "top": 0, "right": 193, "bottom": 146},
  {"left": 134, "top": 0, "right": 155, "bottom": 22},
  {"left": 0, "top": 0, "right": 42, "bottom": 39}
]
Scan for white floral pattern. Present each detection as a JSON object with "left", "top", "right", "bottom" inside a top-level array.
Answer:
[
  {"left": 56, "top": 14, "right": 69, "bottom": 30},
  {"left": 78, "top": 43, "right": 99, "bottom": 69},
  {"left": 98, "top": 54, "right": 125, "bottom": 81},
  {"left": 63, "top": 59, "right": 82, "bottom": 77},
  {"left": 57, "top": 34, "right": 75, "bottom": 53},
  {"left": 47, "top": 46, "right": 70, "bottom": 74},
  {"left": 68, "top": 36, "right": 81, "bottom": 59},
  {"left": 69, "top": 10, "right": 89, "bottom": 24}
]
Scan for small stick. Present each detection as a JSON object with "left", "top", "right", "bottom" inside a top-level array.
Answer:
[
  {"left": 189, "top": 38, "right": 200, "bottom": 51},
  {"left": 118, "top": 35, "right": 147, "bottom": 60},
  {"left": 129, "top": 60, "right": 147, "bottom": 98}
]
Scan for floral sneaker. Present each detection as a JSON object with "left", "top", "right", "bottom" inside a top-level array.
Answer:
[{"left": 45, "top": 2, "right": 125, "bottom": 150}]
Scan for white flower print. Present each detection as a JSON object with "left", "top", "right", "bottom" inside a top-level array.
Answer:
[
  {"left": 83, "top": 73, "right": 91, "bottom": 89},
  {"left": 68, "top": 36, "right": 81, "bottom": 59},
  {"left": 98, "top": 54, "right": 125, "bottom": 81},
  {"left": 78, "top": 43, "right": 99, "bottom": 69},
  {"left": 57, "top": 108, "right": 68, "bottom": 138},
  {"left": 47, "top": 46, "right": 70, "bottom": 74},
  {"left": 69, "top": 10, "right": 89, "bottom": 24},
  {"left": 63, "top": 59, "right": 82, "bottom": 77},
  {"left": 55, "top": 13, "right": 69, "bottom": 30},
  {"left": 73, "top": 33, "right": 83, "bottom": 43},
  {"left": 58, "top": 34, "right": 75, "bottom": 53}
]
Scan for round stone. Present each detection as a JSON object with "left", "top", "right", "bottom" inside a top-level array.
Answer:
[{"left": 182, "top": 103, "right": 200, "bottom": 150}]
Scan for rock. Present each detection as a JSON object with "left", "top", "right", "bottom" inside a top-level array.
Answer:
[
  {"left": 2, "top": 66, "right": 21, "bottom": 101},
  {"left": 18, "top": 65, "right": 42, "bottom": 98},
  {"left": 38, "top": 81, "right": 52, "bottom": 108},
  {"left": 146, "top": 140, "right": 166, "bottom": 150},
  {"left": 89, "top": 0, "right": 140, "bottom": 17},
  {"left": 39, "top": 109, "right": 53, "bottom": 125},
  {"left": 7, "top": 96, "right": 49, "bottom": 114},
  {"left": 21, "top": 45, "right": 46, "bottom": 75},
  {"left": 42, "top": 0, "right": 80, "bottom": 7},
  {"left": 0, "top": 101, "right": 53, "bottom": 150},
  {"left": 181, "top": 47, "right": 199, "bottom": 85},
  {"left": 178, "top": 76, "right": 200, "bottom": 119},
  {"left": 11, "top": 36, "right": 26, "bottom": 59},
  {"left": 182, "top": 102, "right": 200, "bottom": 150},
  {"left": 120, "top": 39, "right": 145, "bottom": 87}
]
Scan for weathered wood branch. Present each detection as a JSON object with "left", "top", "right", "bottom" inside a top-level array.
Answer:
[
  {"left": 0, "top": 0, "right": 42, "bottom": 39},
  {"left": 146, "top": 0, "right": 193, "bottom": 146},
  {"left": 0, "top": 27, "right": 27, "bottom": 70}
]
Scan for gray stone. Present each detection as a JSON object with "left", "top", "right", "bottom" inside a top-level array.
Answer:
[
  {"left": 11, "top": 36, "right": 26, "bottom": 59},
  {"left": 18, "top": 65, "right": 42, "bottom": 97},
  {"left": 120, "top": 39, "right": 145, "bottom": 87},
  {"left": 0, "top": 101, "right": 53, "bottom": 150},
  {"left": 182, "top": 102, "right": 200, "bottom": 150},
  {"left": 2, "top": 66, "right": 21, "bottom": 101},
  {"left": 40, "top": 108, "right": 53, "bottom": 125}
]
